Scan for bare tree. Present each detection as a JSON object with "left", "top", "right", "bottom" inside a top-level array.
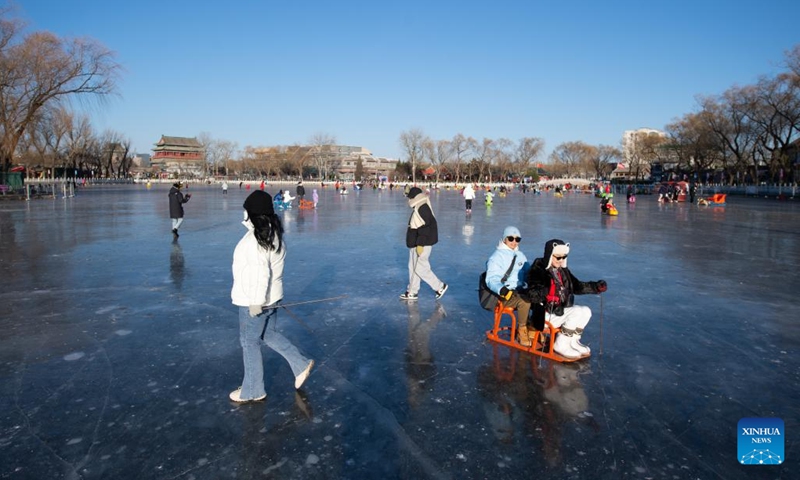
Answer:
[
  {"left": 493, "top": 138, "right": 514, "bottom": 181},
  {"left": 449, "top": 133, "right": 475, "bottom": 182},
  {"left": 750, "top": 75, "right": 800, "bottom": 180},
  {"left": 197, "top": 131, "right": 215, "bottom": 176},
  {"left": 698, "top": 91, "right": 759, "bottom": 181},
  {"left": 432, "top": 139, "right": 451, "bottom": 183},
  {"left": 513, "top": 137, "right": 545, "bottom": 179},
  {"left": 625, "top": 133, "right": 668, "bottom": 181},
  {"left": 784, "top": 44, "right": 800, "bottom": 83},
  {"left": 549, "top": 141, "right": 594, "bottom": 178},
  {"left": 23, "top": 105, "right": 73, "bottom": 177},
  {"left": 590, "top": 145, "right": 620, "bottom": 179},
  {"left": 399, "top": 128, "right": 426, "bottom": 183},
  {"left": 199, "top": 134, "right": 238, "bottom": 177},
  {"left": 471, "top": 137, "right": 497, "bottom": 182},
  {"left": 0, "top": 9, "right": 122, "bottom": 170},
  {"left": 98, "top": 129, "right": 128, "bottom": 177},
  {"left": 63, "top": 113, "right": 97, "bottom": 175},
  {"left": 309, "top": 132, "right": 337, "bottom": 180},
  {"left": 215, "top": 140, "right": 238, "bottom": 177}
]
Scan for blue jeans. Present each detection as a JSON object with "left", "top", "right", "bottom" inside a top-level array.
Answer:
[{"left": 238, "top": 305, "right": 310, "bottom": 400}]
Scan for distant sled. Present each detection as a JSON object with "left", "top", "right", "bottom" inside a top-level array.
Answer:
[{"left": 699, "top": 193, "right": 726, "bottom": 206}]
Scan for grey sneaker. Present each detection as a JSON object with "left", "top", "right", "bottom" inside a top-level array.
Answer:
[
  {"left": 434, "top": 283, "right": 448, "bottom": 299},
  {"left": 399, "top": 291, "right": 418, "bottom": 300}
]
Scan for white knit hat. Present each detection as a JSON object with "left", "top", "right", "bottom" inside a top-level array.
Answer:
[{"left": 547, "top": 243, "right": 570, "bottom": 268}]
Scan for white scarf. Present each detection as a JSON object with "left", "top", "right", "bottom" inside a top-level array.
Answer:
[{"left": 408, "top": 193, "right": 432, "bottom": 229}]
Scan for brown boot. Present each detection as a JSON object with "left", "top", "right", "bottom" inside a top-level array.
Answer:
[
  {"left": 517, "top": 326, "right": 532, "bottom": 347},
  {"left": 527, "top": 328, "right": 543, "bottom": 347}
]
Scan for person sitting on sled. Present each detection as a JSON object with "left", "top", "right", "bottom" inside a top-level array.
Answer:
[
  {"left": 600, "top": 193, "right": 615, "bottom": 213},
  {"left": 282, "top": 190, "right": 295, "bottom": 207},
  {"left": 523, "top": 239, "right": 607, "bottom": 359},
  {"left": 485, "top": 226, "right": 533, "bottom": 346}
]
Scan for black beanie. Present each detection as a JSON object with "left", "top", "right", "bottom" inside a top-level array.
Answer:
[
  {"left": 243, "top": 190, "right": 274, "bottom": 215},
  {"left": 407, "top": 187, "right": 423, "bottom": 198}
]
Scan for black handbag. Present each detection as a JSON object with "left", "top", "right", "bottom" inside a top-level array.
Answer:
[{"left": 478, "top": 255, "right": 516, "bottom": 311}]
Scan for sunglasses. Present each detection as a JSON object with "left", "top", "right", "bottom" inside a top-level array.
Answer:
[
  {"left": 553, "top": 255, "right": 568, "bottom": 260},
  {"left": 505, "top": 236, "right": 522, "bottom": 243}
]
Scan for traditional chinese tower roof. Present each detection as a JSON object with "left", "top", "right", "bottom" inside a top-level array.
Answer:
[
  {"left": 151, "top": 135, "right": 205, "bottom": 176},
  {"left": 153, "top": 136, "right": 203, "bottom": 152}
]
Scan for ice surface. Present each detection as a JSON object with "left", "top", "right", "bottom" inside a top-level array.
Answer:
[{"left": 1, "top": 183, "right": 798, "bottom": 479}]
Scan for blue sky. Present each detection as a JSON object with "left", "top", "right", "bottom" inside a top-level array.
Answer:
[{"left": 12, "top": 0, "right": 800, "bottom": 160}]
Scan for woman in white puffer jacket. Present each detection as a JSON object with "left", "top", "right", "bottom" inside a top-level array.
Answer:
[{"left": 229, "top": 190, "right": 313, "bottom": 403}]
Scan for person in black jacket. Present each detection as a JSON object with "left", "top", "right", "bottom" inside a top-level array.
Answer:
[
  {"left": 168, "top": 182, "right": 191, "bottom": 237},
  {"left": 296, "top": 181, "right": 306, "bottom": 202},
  {"left": 400, "top": 187, "right": 447, "bottom": 300},
  {"left": 524, "top": 239, "right": 607, "bottom": 359}
]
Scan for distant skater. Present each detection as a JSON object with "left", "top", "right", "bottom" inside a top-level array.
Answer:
[
  {"left": 229, "top": 190, "right": 314, "bottom": 403},
  {"left": 168, "top": 182, "right": 191, "bottom": 237},
  {"left": 463, "top": 183, "right": 476, "bottom": 213}
]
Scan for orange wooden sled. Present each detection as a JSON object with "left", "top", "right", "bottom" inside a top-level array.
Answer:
[{"left": 485, "top": 300, "right": 589, "bottom": 363}]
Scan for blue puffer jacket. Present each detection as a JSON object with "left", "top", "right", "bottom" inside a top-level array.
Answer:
[{"left": 486, "top": 242, "right": 529, "bottom": 295}]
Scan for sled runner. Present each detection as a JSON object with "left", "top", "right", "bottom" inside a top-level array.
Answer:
[{"left": 486, "top": 300, "right": 589, "bottom": 363}]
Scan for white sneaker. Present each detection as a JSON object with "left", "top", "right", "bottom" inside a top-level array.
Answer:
[
  {"left": 295, "top": 360, "right": 314, "bottom": 389},
  {"left": 229, "top": 387, "right": 266, "bottom": 403},
  {"left": 553, "top": 334, "right": 581, "bottom": 359}
]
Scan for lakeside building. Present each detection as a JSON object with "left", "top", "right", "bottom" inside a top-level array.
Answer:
[
  {"left": 334, "top": 148, "right": 398, "bottom": 181},
  {"left": 250, "top": 144, "right": 398, "bottom": 180}
]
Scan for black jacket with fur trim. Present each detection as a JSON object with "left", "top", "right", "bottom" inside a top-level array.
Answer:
[{"left": 522, "top": 257, "right": 602, "bottom": 331}]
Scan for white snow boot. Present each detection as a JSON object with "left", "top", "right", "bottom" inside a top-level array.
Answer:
[
  {"left": 570, "top": 328, "right": 591, "bottom": 356},
  {"left": 553, "top": 331, "right": 581, "bottom": 359}
]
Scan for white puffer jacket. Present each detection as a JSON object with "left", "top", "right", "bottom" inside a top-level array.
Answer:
[{"left": 231, "top": 221, "right": 284, "bottom": 307}]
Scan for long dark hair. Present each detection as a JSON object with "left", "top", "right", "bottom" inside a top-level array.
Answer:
[{"left": 248, "top": 212, "right": 284, "bottom": 253}]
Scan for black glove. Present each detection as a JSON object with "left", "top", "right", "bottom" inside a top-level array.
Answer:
[
  {"left": 596, "top": 280, "right": 607, "bottom": 293},
  {"left": 499, "top": 286, "right": 513, "bottom": 301}
]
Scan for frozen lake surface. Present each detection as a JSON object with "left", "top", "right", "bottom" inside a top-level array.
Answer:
[{"left": 1, "top": 183, "right": 798, "bottom": 479}]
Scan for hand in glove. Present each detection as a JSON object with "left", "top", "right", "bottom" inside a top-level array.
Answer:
[
  {"left": 415, "top": 245, "right": 424, "bottom": 255},
  {"left": 248, "top": 305, "right": 262, "bottom": 317},
  {"left": 595, "top": 280, "right": 608, "bottom": 293},
  {"left": 499, "top": 286, "right": 513, "bottom": 301},
  {"left": 546, "top": 294, "right": 560, "bottom": 304}
]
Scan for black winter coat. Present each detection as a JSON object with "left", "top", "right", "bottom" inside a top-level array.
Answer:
[
  {"left": 522, "top": 258, "right": 601, "bottom": 331},
  {"left": 405, "top": 203, "right": 438, "bottom": 248},
  {"left": 169, "top": 187, "right": 190, "bottom": 218}
]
